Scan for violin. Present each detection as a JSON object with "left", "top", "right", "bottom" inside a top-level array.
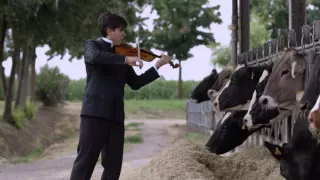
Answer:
[{"left": 114, "top": 43, "right": 179, "bottom": 69}]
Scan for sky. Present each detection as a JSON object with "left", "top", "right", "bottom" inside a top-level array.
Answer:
[{"left": 2, "top": 1, "right": 232, "bottom": 81}]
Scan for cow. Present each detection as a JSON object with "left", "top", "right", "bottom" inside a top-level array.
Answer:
[
  {"left": 259, "top": 48, "right": 306, "bottom": 110},
  {"left": 207, "top": 65, "right": 234, "bottom": 101},
  {"left": 298, "top": 53, "right": 320, "bottom": 135},
  {"left": 205, "top": 110, "right": 270, "bottom": 155},
  {"left": 242, "top": 68, "right": 291, "bottom": 131},
  {"left": 264, "top": 110, "right": 320, "bottom": 180},
  {"left": 212, "top": 63, "right": 274, "bottom": 112},
  {"left": 263, "top": 53, "right": 320, "bottom": 180},
  {"left": 190, "top": 68, "right": 219, "bottom": 103},
  {"left": 299, "top": 52, "right": 320, "bottom": 111}
]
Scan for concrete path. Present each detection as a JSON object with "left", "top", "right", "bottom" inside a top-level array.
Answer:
[{"left": 0, "top": 119, "right": 186, "bottom": 180}]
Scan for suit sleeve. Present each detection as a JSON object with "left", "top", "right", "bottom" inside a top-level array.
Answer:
[
  {"left": 125, "top": 65, "right": 160, "bottom": 90},
  {"left": 84, "top": 39, "right": 126, "bottom": 65}
]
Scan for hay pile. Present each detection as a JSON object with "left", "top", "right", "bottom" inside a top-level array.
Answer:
[{"left": 122, "top": 139, "right": 284, "bottom": 180}]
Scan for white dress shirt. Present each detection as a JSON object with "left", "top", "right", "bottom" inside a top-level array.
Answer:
[{"left": 101, "top": 37, "right": 159, "bottom": 74}]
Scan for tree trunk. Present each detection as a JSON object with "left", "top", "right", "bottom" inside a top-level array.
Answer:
[
  {"left": 3, "top": 30, "right": 19, "bottom": 123},
  {"left": 15, "top": 54, "right": 21, "bottom": 92},
  {"left": 178, "top": 60, "right": 183, "bottom": 99},
  {"left": 15, "top": 44, "right": 31, "bottom": 108},
  {"left": 30, "top": 51, "right": 36, "bottom": 102},
  {"left": 0, "top": 15, "right": 7, "bottom": 98}
]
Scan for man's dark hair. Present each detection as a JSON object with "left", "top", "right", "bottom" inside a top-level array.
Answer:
[{"left": 97, "top": 12, "right": 128, "bottom": 36}]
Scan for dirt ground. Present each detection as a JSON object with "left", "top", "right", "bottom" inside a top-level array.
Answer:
[{"left": 0, "top": 118, "right": 187, "bottom": 180}]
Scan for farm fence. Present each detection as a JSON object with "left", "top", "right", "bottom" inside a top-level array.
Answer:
[{"left": 186, "top": 20, "right": 320, "bottom": 152}]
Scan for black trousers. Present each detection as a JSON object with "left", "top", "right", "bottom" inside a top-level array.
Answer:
[{"left": 70, "top": 115, "right": 125, "bottom": 180}]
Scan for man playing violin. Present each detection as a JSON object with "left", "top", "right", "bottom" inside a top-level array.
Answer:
[{"left": 69, "top": 12, "right": 171, "bottom": 180}]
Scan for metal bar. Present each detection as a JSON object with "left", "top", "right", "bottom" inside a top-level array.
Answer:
[
  {"left": 288, "top": 0, "right": 292, "bottom": 29},
  {"left": 231, "top": 0, "right": 238, "bottom": 65},
  {"left": 239, "top": 0, "right": 250, "bottom": 53}
]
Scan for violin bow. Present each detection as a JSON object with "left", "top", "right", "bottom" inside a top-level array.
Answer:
[
  {"left": 135, "top": 24, "right": 142, "bottom": 69},
  {"left": 135, "top": 26, "right": 179, "bottom": 69}
]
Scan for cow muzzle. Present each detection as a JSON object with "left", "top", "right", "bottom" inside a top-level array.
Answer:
[
  {"left": 207, "top": 89, "right": 218, "bottom": 100},
  {"left": 212, "top": 99, "right": 220, "bottom": 111},
  {"left": 243, "top": 114, "right": 253, "bottom": 128}
]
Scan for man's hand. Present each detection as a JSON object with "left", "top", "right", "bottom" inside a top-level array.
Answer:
[
  {"left": 125, "top": 56, "right": 143, "bottom": 69},
  {"left": 155, "top": 54, "right": 171, "bottom": 69}
]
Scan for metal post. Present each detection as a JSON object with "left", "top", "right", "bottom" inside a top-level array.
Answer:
[
  {"left": 291, "top": 0, "right": 306, "bottom": 46},
  {"left": 231, "top": 0, "right": 238, "bottom": 65},
  {"left": 239, "top": 0, "right": 250, "bottom": 53},
  {"left": 288, "top": 0, "right": 292, "bottom": 29}
]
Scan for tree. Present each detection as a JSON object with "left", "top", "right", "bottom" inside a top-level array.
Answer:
[
  {"left": 0, "top": 0, "right": 150, "bottom": 125},
  {"left": 209, "top": 12, "right": 269, "bottom": 67},
  {"left": 209, "top": 43, "right": 231, "bottom": 67},
  {"left": 150, "top": 0, "right": 222, "bottom": 98},
  {"left": 251, "top": 0, "right": 320, "bottom": 38}
]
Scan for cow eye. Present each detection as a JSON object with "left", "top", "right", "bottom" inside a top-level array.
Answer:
[
  {"left": 225, "top": 74, "right": 230, "bottom": 79},
  {"left": 281, "top": 69, "right": 289, "bottom": 77}
]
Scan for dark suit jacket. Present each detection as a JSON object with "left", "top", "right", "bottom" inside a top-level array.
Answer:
[{"left": 80, "top": 37, "right": 160, "bottom": 123}]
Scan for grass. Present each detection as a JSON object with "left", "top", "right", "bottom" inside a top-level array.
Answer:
[
  {"left": 9, "top": 148, "right": 44, "bottom": 164},
  {"left": 124, "top": 99, "right": 186, "bottom": 119},
  {"left": 0, "top": 101, "right": 4, "bottom": 113},
  {"left": 0, "top": 99, "right": 187, "bottom": 120},
  {"left": 8, "top": 122, "right": 145, "bottom": 164},
  {"left": 124, "top": 122, "right": 143, "bottom": 144}
]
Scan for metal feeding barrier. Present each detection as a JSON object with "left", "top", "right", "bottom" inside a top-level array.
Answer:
[{"left": 186, "top": 20, "right": 320, "bottom": 151}]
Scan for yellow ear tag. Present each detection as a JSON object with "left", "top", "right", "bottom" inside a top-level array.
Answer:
[{"left": 275, "top": 147, "right": 282, "bottom": 155}]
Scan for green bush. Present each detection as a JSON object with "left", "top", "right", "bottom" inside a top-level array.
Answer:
[
  {"left": 35, "top": 64, "right": 70, "bottom": 106},
  {"left": 24, "top": 98, "right": 37, "bottom": 119},
  {"left": 12, "top": 108, "right": 25, "bottom": 129}
]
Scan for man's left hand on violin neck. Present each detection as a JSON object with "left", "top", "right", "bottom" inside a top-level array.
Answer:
[{"left": 155, "top": 54, "right": 172, "bottom": 69}]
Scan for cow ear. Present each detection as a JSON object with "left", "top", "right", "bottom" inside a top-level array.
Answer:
[
  {"left": 264, "top": 141, "right": 284, "bottom": 160},
  {"left": 212, "top": 69, "right": 217, "bottom": 75},
  {"left": 290, "top": 54, "right": 306, "bottom": 78}
]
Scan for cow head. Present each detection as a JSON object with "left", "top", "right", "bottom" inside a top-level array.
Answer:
[
  {"left": 207, "top": 65, "right": 234, "bottom": 101},
  {"left": 190, "top": 68, "right": 218, "bottom": 103},
  {"left": 299, "top": 53, "right": 320, "bottom": 112},
  {"left": 206, "top": 111, "right": 247, "bottom": 154},
  {"left": 242, "top": 68, "right": 281, "bottom": 130},
  {"left": 259, "top": 48, "right": 306, "bottom": 110},
  {"left": 212, "top": 63, "right": 271, "bottom": 112},
  {"left": 264, "top": 112, "right": 320, "bottom": 180},
  {"left": 206, "top": 110, "right": 269, "bottom": 154}
]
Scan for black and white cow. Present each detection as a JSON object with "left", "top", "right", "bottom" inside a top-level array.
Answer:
[
  {"left": 242, "top": 67, "right": 291, "bottom": 131},
  {"left": 190, "top": 68, "right": 219, "bottom": 103},
  {"left": 212, "top": 63, "right": 274, "bottom": 112},
  {"left": 205, "top": 110, "right": 270, "bottom": 155},
  {"left": 206, "top": 68, "right": 278, "bottom": 154},
  {"left": 259, "top": 48, "right": 307, "bottom": 110},
  {"left": 205, "top": 111, "right": 248, "bottom": 154},
  {"left": 207, "top": 65, "right": 234, "bottom": 101}
]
